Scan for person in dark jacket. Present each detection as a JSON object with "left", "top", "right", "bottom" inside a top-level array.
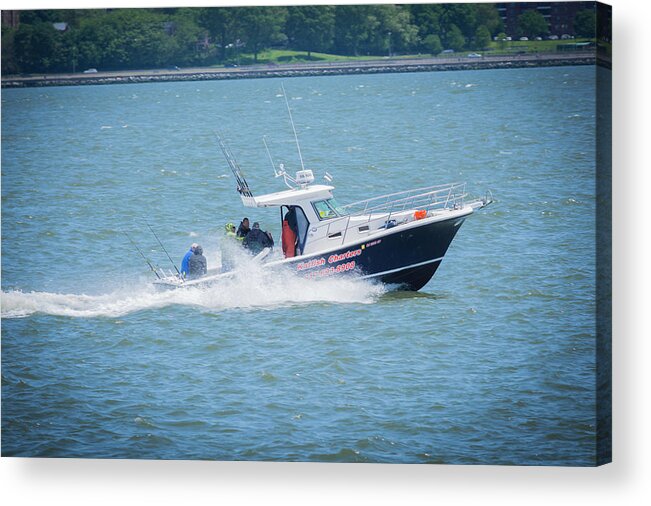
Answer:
[
  {"left": 187, "top": 244, "right": 207, "bottom": 279},
  {"left": 236, "top": 217, "right": 250, "bottom": 240},
  {"left": 243, "top": 222, "right": 274, "bottom": 255},
  {"left": 181, "top": 243, "right": 198, "bottom": 278}
]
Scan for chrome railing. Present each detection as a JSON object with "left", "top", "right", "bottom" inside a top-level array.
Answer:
[
  {"left": 323, "top": 182, "right": 467, "bottom": 246},
  {"left": 341, "top": 182, "right": 466, "bottom": 217}
]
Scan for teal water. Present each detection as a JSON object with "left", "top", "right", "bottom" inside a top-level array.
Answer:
[{"left": 2, "top": 66, "right": 600, "bottom": 464}]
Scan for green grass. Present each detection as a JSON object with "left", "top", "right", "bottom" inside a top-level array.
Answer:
[
  {"left": 484, "top": 37, "right": 596, "bottom": 55},
  {"left": 427, "top": 38, "right": 597, "bottom": 58},
  {"left": 215, "top": 49, "right": 368, "bottom": 66},
  {"left": 211, "top": 40, "right": 598, "bottom": 68},
  {"left": 215, "top": 49, "right": 435, "bottom": 67}
]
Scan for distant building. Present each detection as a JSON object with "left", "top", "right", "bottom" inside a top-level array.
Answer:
[
  {"left": 52, "top": 22, "right": 69, "bottom": 32},
  {"left": 1, "top": 10, "right": 20, "bottom": 28},
  {"left": 495, "top": 2, "right": 595, "bottom": 37},
  {"left": 195, "top": 34, "right": 212, "bottom": 51}
]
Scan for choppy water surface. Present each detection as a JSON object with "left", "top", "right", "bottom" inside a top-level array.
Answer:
[{"left": 2, "top": 67, "right": 600, "bottom": 464}]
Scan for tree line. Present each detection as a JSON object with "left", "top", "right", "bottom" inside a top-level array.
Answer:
[{"left": 1, "top": 4, "right": 596, "bottom": 75}]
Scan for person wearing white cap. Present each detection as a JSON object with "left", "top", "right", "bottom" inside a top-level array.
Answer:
[{"left": 180, "top": 243, "right": 198, "bottom": 278}]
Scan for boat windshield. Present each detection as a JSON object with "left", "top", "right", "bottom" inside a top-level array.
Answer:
[
  {"left": 326, "top": 198, "right": 347, "bottom": 216},
  {"left": 313, "top": 198, "right": 347, "bottom": 220}
]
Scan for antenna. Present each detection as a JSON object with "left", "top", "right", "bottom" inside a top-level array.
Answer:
[
  {"left": 263, "top": 137, "right": 294, "bottom": 189},
  {"left": 262, "top": 136, "right": 279, "bottom": 177},
  {"left": 281, "top": 82, "right": 306, "bottom": 172}
]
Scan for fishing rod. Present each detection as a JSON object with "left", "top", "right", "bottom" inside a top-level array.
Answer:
[
  {"left": 122, "top": 230, "right": 161, "bottom": 279},
  {"left": 215, "top": 131, "right": 253, "bottom": 198},
  {"left": 145, "top": 220, "right": 181, "bottom": 276}
]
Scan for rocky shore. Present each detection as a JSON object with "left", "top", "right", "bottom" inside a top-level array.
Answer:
[{"left": 2, "top": 52, "right": 598, "bottom": 88}]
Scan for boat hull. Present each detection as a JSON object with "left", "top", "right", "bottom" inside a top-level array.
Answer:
[
  {"left": 154, "top": 211, "right": 469, "bottom": 292},
  {"left": 377, "top": 260, "right": 443, "bottom": 292},
  {"left": 286, "top": 212, "right": 468, "bottom": 290}
]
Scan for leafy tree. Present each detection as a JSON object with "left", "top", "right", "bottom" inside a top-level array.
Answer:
[
  {"left": 17, "top": 11, "right": 58, "bottom": 25},
  {"left": 412, "top": 4, "right": 499, "bottom": 54},
  {"left": 334, "top": 5, "right": 378, "bottom": 56},
  {"left": 496, "top": 31, "right": 508, "bottom": 51},
  {"left": 238, "top": 6, "right": 287, "bottom": 62},
  {"left": 71, "top": 10, "right": 184, "bottom": 70},
  {"left": 73, "top": 19, "right": 105, "bottom": 69},
  {"left": 423, "top": 34, "right": 442, "bottom": 55},
  {"left": 198, "top": 7, "right": 237, "bottom": 61},
  {"left": 574, "top": 9, "right": 596, "bottom": 38},
  {"left": 167, "top": 9, "right": 206, "bottom": 66},
  {"left": 375, "top": 4, "right": 418, "bottom": 55},
  {"left": 441, "top": 3, "right": 476, "bottom": 40},
  {"left": 517, "top": 10, "right": 549, "bottom": 38},
  {"left": 333, "top": 5, "right": 418, "bottom": 56},
  {"left": 1, "top": 26, "right": 19, "bottom": 74},
  {"left": 1, "top": 4, "right": 559, "bottom": 75},
  {"left": 410, "top": 3, "right": 442, "bottom": 41},
  {"left": 13, "top": 22, "right": 60, "bottom": 72},
  {"left": 445, "top": 23, "right": 466, "bottom": 52},
  {"left": 474, "top": 25, "right": 491, "bottom": 50},
  {"left": 474, "top": 3, "right": 503, "bottom": 36},
  {"left": 286, "top": 5, "right": 335, "bottom": 59}
]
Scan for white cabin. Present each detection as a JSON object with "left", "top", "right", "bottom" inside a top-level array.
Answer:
[
  {"left": 243, "top": 183, "right": 338, "bottom": 256},
  {"left": 242, "top": 182, "right": 425, "bottom": 257}
]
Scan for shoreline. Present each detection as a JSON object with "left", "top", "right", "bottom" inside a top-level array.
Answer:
[{"left": 2, "top": 52, "right": 603, "bottom": 88}]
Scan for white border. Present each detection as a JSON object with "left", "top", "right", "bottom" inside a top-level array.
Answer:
[{"left": 2, "top": 1, "right": 650, "bottom": 505}]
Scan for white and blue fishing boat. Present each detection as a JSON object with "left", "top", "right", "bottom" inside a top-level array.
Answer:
[
  {"left": 154, "top": 163, "right": 491, "bottom": 291},
  {"left": 153, "top": 90, "right": 492, "bottom": 291}
]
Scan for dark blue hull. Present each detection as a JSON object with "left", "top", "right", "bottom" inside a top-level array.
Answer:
[{"left": 288, "top": 214, "right": 467, "bottom": 291}]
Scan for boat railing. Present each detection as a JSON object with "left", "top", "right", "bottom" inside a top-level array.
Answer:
[
  {"left": 342, "top": 182, "right": 465, "bottom": 215},
  {"left": 325, "top": 182, "right": 467, "bottom": 245}
]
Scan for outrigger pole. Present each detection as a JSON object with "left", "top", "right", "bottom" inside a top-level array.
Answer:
[
  {"left": 263, "top": 136, "right": 277, "bottom": 175},
  {"left": 145, "top": 221, "right": 181, "bottom": 276},
  {"left": 281, "top": 82, "right": 306, "bottom": 172},
  {"left": 216, "top": 131, "right": 257, "bottom": 207},
  {"left": 122, "top": 230, "right": 162, "bottom": 279}
]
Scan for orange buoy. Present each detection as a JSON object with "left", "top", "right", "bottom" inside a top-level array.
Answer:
[{"left": 414, "top": 210, "right": 427, "bottom": 220}]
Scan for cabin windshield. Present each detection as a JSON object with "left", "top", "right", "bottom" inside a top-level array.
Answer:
[
  {"left": 326, "top": 198, "right": 346, "bottom": 216},
  {"left": 313, "top": 198, "right": 347, "bottom": 220}
]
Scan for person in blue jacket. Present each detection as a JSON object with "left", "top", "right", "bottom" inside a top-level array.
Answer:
[
  {"left": 181, "top": 243, "right": 198, "bottom": 278},
  {"left": 188, "top": 244, "right": 208, "bottom": 279}
]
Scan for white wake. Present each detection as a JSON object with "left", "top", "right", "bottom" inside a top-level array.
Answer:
[{"left": 1, "top": 258, "right": 385, "bottom": 319}]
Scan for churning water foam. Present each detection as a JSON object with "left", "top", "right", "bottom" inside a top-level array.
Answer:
[{"left": 1, "top": 257, "right": 386, "bottom": 319}]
